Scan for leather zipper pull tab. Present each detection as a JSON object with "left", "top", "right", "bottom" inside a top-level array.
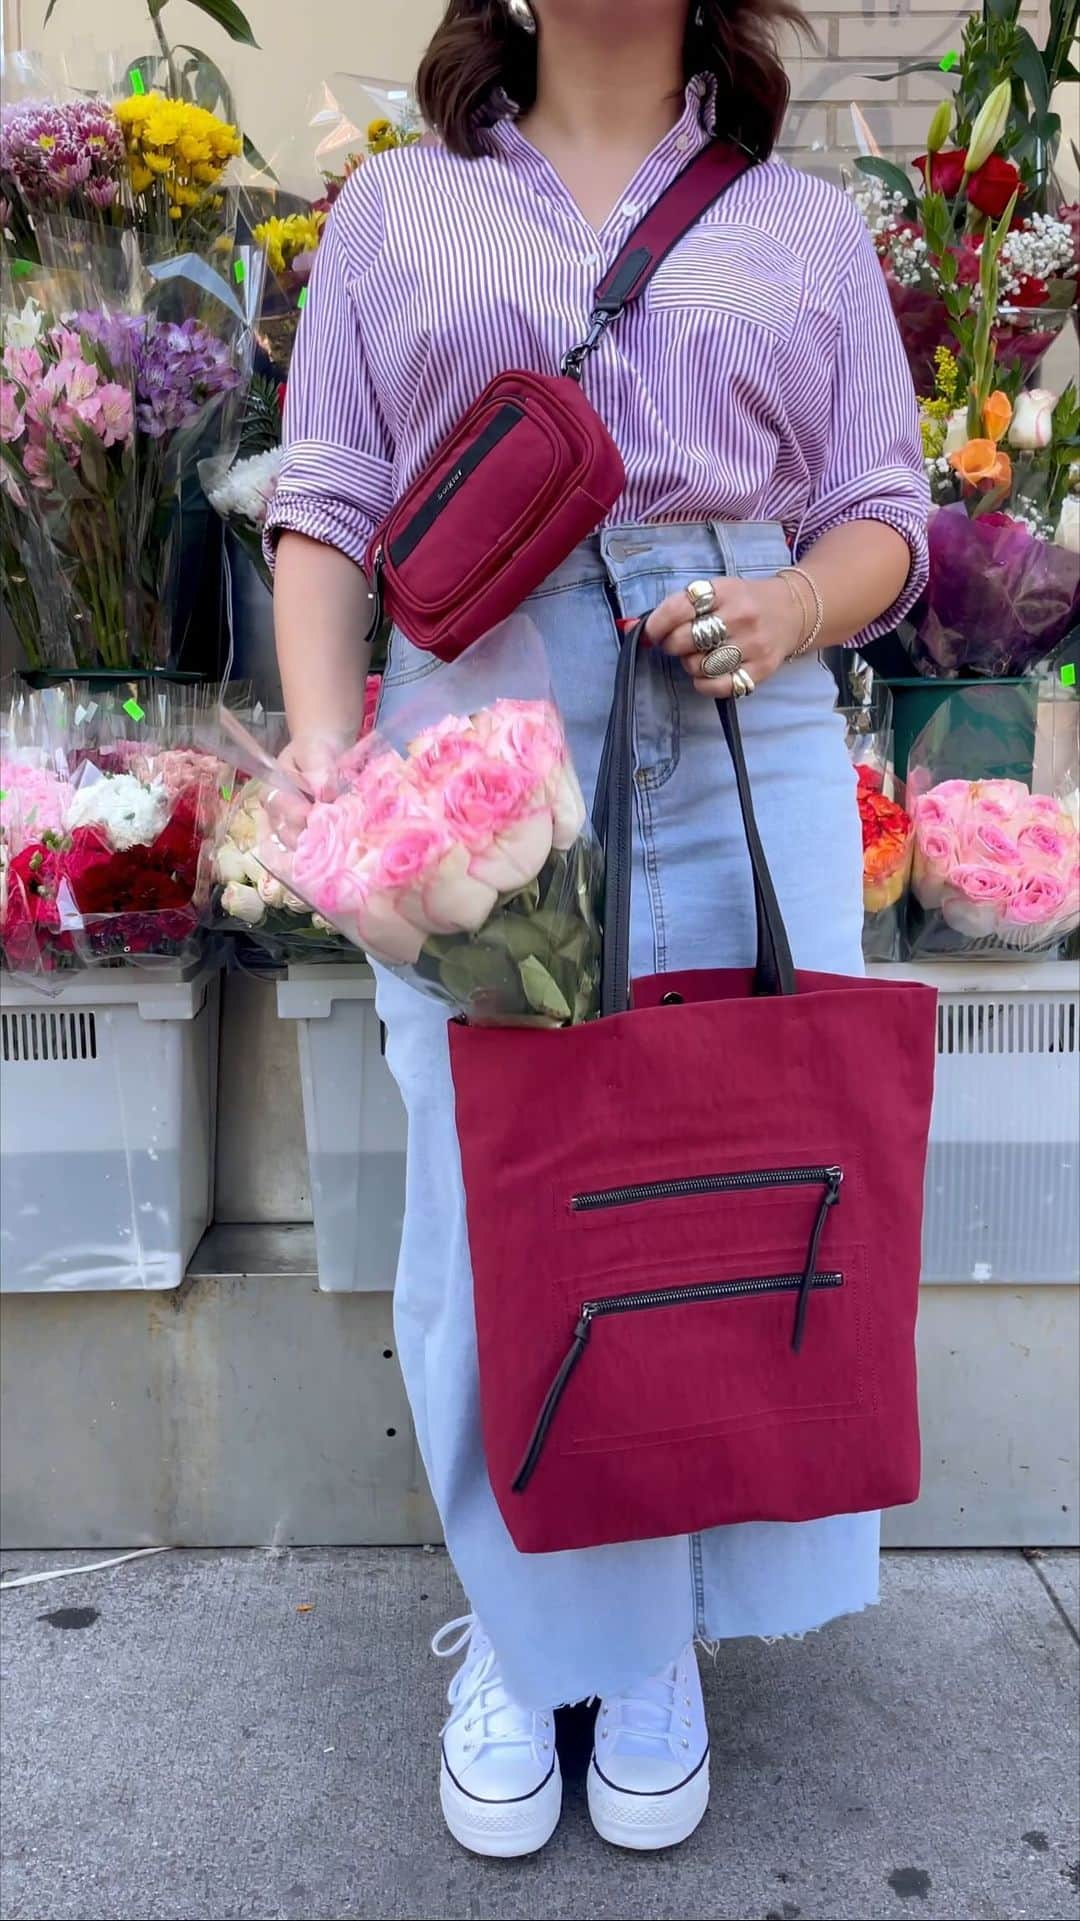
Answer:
[
  {"left": 512, "top": 1309, "right": 594, "bottom": 1494},
  {"left": 792, "top": 1168, "right": 842, "bottom": 1354}
]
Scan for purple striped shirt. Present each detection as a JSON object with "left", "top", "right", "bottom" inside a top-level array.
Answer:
[{"left": 267, "top": 78, "right": 930, "bottom": 642}]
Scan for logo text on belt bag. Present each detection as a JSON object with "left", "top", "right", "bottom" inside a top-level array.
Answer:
[{"left": 364, "top": 144, "right": 751, "bottom": 662}]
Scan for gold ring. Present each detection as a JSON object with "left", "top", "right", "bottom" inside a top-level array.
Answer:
[
  {"left": 732, "top": 667, "right": 756, "bottom": 698},
  {"left": 702, "top": 643, "right": 743, "bottom": 679},
  {"left": 686, "top": 578, "right": 716, "bottom": 617},
  {"left": 691, "top": 612, "right": 731, "bottom": 653}
]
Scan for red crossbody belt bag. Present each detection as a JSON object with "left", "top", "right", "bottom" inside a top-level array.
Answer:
[
  {"left": 450, "top": 628, "right": 939, "bottom": 1555},
  {"left": 364, "top": 143, "right": 750, "bottom": 662}
]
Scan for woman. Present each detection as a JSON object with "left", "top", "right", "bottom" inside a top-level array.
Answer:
[{"left": 267, "top": 0, "right": 930, "bottom": 1860}]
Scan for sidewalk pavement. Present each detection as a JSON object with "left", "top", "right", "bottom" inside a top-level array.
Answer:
[{"left": 1, "top": 1548, "right": 1077, "bottom": 1921}]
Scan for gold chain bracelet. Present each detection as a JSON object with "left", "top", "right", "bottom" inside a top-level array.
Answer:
[{"left": 779, "top": 567, "right": 825, "bottom": 659}]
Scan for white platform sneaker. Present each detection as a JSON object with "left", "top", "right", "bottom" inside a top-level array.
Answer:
[
  {"left": 432, "top": 1615, "right": 562, "bottom": 1858},
  {"left": 588, "top": 1642, "right": 710, "bottom": 1851}
]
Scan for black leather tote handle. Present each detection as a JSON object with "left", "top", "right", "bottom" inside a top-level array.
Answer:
[{"left": 595, "top": 618, "right": 797, "bottom": 1017}]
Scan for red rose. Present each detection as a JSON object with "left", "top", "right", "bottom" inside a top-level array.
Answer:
[
  {"left": 967, "top": 155, "right": 1022, "bottom": 219},
  {"left": 954, "top": 237, "right": 983, "bottom": 286},
  {"left": 9, "top": 842, "right": 64, "bottom": 928},
  {"left": 914, "top": 149, "right": 968, "bottom": 198},
  {"left": 1010, "top": 274, "right": 1049, "bottom": 308}
]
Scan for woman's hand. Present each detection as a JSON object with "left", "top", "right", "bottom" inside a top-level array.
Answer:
[
  {"left": 644, "top": 574, "right": 806, "bottom": 700},
  {"left": 269, "top": 732, "right": 351, "bottom": 849}
]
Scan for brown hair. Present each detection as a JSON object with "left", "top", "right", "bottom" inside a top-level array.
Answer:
[{"left": 417, "top": 0, "right": 808, "bottom": 162}]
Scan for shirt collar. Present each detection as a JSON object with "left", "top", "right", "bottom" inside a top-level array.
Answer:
[{"left": 490, "top": 72, "right": 717, "bottom": 170}]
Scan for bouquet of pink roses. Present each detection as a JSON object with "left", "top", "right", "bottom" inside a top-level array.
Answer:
[
  {"left": 909, "top": 777, "right": 1079, "bottom": 955},
  {"left": 223, "top": 689, "right": 602, "bottom": 1025}
]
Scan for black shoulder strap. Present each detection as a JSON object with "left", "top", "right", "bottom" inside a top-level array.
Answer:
[{"left": 563, "top": 143, "right": 752, "bottom": 378}]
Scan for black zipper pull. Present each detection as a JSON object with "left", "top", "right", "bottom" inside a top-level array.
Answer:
[
  {"left": 512, "top": 1309, "right": 595, "bottom": 1494},
  {"left": 791, "top": 1168, "right": 843, "bottom": 1354}
]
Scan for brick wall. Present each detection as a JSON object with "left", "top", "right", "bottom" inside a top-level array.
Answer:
[
  {"left": 781, "top": 0, "right": 1053, "bottom": 182},
  {"left": 4, "top": 0, "right": 1066, "bottom": 193}
]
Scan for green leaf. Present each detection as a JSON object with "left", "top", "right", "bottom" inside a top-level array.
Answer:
[
  {"left": 242, "top": 133, "right": 277, "bottom": 181},
  {"left": 1014, "top": 28, "right": 1051, "bottom": 116},
  {"left": 865, "top": 59, "right": 949, "bottom": 81},
  {"left": 518, "top": 956, "right": 572, "bottom": 1024},
  {"left": 187, "top": 0, "right": 258, "bottom": 46},
  {"left": 855, "top": 156, "right": 918, "bottom": 207},
  {"left": 175, "top": 44, "right": 235, "bottom": 115}
]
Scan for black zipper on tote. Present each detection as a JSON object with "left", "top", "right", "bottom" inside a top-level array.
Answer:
[
  {"left": 388, "top": 403, "right": 525, "bottom": 567},
  {"left": 512, "top": 1267, "right": 845, "bottom": 1495},
  {"left": 571, "top": 1165, "right": 843, "bottom": 1212}
]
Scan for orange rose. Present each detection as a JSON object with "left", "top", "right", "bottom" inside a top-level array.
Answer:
[
  {"left": 948, "top": 438, "right": 1013, "bottom": 492},
  {"left": 982, "top": 390, "right": 1012, "bottom": 443}
]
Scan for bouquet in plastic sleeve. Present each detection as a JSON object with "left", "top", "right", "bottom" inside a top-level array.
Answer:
[
  {"left": 903, "top": 181, "right": 1080, "bottom": 679},
  {"left": 200, "top": 440, "right": 281, "bottom": 594},
  {"left": 207, "top": 693, "right": 380, "bottom": 965},
  {"left": 1, "top": 685, "right": 233, "bottom": 980},
  {"left": 844, "top": 693, "right": 914, "bottom": 961},
  {"left": 905, "top": 681, "right": 1079, "bottom": 958},
  {"left": 216, "top": 628, "right": 602, "bottom": 1023},
  {"left": 1, "top": 238, "right": 263, "bottom": 671}
]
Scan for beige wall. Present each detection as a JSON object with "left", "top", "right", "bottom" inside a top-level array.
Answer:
[{"left": 3, "top": 0, "right": 1060, "bottom": 192}]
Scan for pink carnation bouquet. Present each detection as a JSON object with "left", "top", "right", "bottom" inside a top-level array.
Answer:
[
  {"left": 910, "top": 777, "right": 1080, "bottom": 955},
  {"left": 246, "top": 696, "right": 602, "bottom": 1025}
]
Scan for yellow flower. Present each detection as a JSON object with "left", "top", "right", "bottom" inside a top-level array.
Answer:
[
  {"left": 367, "top": 117, "right": 392, "bottom": 140},
  {"left": 142, "top": 151, "right": 173, "bottom": 176},
  {"left": 129, "top": 164, "right": 154, "bottom": 195},
  {"left": 252, "top": 211, "right": 325, "bottom": 276}
]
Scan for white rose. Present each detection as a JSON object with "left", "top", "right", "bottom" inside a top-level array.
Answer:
[
  {"left": 215, "top": 840, "right": 252, "bottom": 885},
  {"left": 1008, "top": 389, "right": 1057, "bottom": 452},
  {"left": 256, "top": 869, "right": 287, "bottom": 909},
  {"left": 942, "top": 410, "right": 969, "bottom": 459},
  {"left": 221, "top": 881, "right": 266, "bottom": 926},
  {"left": 1054, "top": 495, "right": 1080, "bottom": 555},
  {"left": 4, "top": 297, "right": 44, "bottom": 350}
]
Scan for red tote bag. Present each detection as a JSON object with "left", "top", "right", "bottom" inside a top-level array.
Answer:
[{"left": 450, "top": 625, "right": 938, "bottom": 1555}]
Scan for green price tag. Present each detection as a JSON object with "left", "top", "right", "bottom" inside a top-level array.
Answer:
[
  {"left": 219, "top": 783, "right": 234, "bottom": 802},
  {"left": 0, "top": 790, "right": 6, "bottom": 803},
  {"left": 297, "top": 287, "right": 309, "bottom": 310},
  {"left": 938, "top": 50, "right": 959, "bottom": 71},
  {"left": 123, "top": 698, "right": 145, "bottom": 722},
  {"left": 129, "top": 67, "right": 146, "bottom": 95},
  {"left": 1061, "top": 662, "right": 1077, "bottom": 688},
  {"left": 233, "top": 259, "right": 246, "bottom": 285},
  {"left": 11, "top": 259, "right": 34, "bottom": 279}
]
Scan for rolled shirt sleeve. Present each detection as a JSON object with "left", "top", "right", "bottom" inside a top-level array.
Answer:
[
  {"left": 263, "top": 168, "right": 395, "bottom": 573},
  {"left": 797, "top": 215, "right": 931, "bottom": 646}
]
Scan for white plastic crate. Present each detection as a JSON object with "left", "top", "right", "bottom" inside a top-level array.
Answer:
[
  {"left": 276, "top": 966, "right": 407, "bottom": 1292},
  {"left": 871, "top": 961, "right": 1079, "bottom": 1284},
  {"left": 0, "top": 961, "right": 221, "bottom": 1292}
]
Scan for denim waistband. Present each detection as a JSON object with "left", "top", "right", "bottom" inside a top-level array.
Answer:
[{"left": 529, "top": 520, "right": 791, "bottom": 598}]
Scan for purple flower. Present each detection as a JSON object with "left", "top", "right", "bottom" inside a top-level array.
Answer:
[
  {"left": 0, "top": 98, "right": 125, "bottom": 214},
  {"left": 71, "top": 311, "right": 238, "bottom": 437},
  {"left": 904, "top": 503, "right": 1080, "bottom": 677}
]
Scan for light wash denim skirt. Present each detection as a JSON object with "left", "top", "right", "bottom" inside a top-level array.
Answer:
[{"left": 370, "top": 521, "right": 877, "bottom": 1710}]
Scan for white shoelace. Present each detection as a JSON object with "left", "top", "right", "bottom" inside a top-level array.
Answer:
[
  {"left": 595, "top": 1658, "right": 697, "bottom": 1762},
  {"left": 432, "top": 1614, "right": 553, "bottom": 1761}
]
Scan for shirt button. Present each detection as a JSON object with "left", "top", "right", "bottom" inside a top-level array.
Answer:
[
  {"left": 621, "top": 201, "right": 639, "bottom": 220},
  {"left": 676, "top": 132, "right": 693, "bottom": 152},
  {"left": 583, "top": 252, "right": 602, "bottom": 269}
]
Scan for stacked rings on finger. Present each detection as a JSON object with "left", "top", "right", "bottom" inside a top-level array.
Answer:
[
  {"left": 686, "top": 579, "right": 716, "bottom": 616},
  {"left": 691, "top": 612, "right": 733, "bottom": 654},
  {"left": 732, "top": 667, "right": 756, "bottom": 698},
  {"left": 702, "top": 643, "right": 743, "bottom": 679}
]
